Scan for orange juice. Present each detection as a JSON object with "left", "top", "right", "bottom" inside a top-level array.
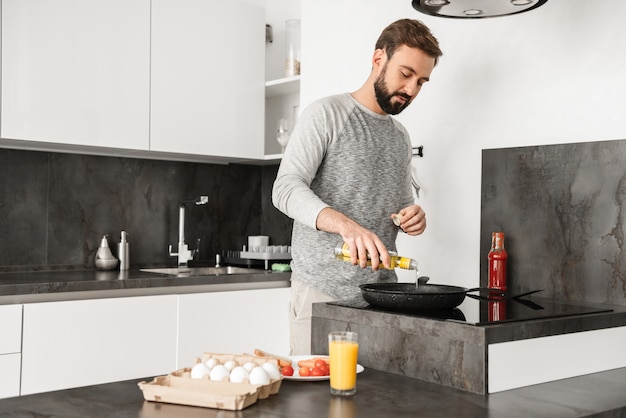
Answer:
[{"left": 329, "top": 339, "right": 359, "bottom": 392}]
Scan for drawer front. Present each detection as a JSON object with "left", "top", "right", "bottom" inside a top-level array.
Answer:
[
  {"left": 0, "top": 353, "right": 21, "bottom": 399},
  {"left": 21, "top": 295, "right": 177, "bottom": 395},
  {"left": 0, "top": 305, "right": 23, "bottom": 354}
]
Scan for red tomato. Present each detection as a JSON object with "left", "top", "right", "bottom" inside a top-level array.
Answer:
[
  {"left": 310, "top": 367, "right": 325, "bottom": 377},
  {"left": 298, "top": 367, "right": 311, "bottom": 377},
  {"left": 314, "top": 359, "right": 327, "bottom": 369},
  {"left": 281, "top": 365, "right": 294, "bottom": 377},
  {"left": 319, "top": 364, "right": 329, "bottom": 376}
]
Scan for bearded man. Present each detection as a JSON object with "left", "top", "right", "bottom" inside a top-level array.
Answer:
[{"left": 272, "top": 19, "right": 443, "bottom": 355}]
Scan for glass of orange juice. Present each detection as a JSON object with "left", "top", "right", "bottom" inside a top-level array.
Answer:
[{"left": 328, "top": 331, "right": 359, "bottom": 396}]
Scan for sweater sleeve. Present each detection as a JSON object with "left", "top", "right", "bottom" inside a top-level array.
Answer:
[{"left": 272, "top": 98, "right": 337, "bottom": 229}]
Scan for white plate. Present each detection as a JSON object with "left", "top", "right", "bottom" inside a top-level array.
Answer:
[{"left": 282, "top": 355, "right": 365, "bottom": 381}]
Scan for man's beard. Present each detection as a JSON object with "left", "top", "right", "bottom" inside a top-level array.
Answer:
[{"left": 374, "top": 65, "right": 412, "bottom": 115}]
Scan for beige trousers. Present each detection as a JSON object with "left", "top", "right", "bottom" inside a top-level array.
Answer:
[{"left": 289, "top": 279, "right": 335, "bottom": 355}]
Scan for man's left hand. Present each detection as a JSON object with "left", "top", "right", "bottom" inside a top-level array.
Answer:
[{"left": 391, "top": 204, "right": 426, "bottom": 235}]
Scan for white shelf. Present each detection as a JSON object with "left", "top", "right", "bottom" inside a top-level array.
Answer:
[
  {"left": 265, "top": 76, "right": 300, "bottom": 98},
  {"left": 264, "top": 153, "right": 283, "bottom": 161},
  {"left": 264, "top": 74, "right": 300, "bottom": 160}
]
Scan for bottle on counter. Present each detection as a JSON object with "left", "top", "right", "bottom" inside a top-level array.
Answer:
[
  {"left": 488, "top": 232, "right": 508, "bottom": 295},
  {"left": 334, "top": 242, "right": 418, "bottom": 271},
  {"left": 118, "top": 231, "right": 129, "bottom": 271},
  {"left": 95, "top": 235, "right": 118, "bottom": 271}
]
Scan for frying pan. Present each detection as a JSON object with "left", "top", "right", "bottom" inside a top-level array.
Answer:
[{"left": 359, "top": 282, "right": 490, "bottom": 311}]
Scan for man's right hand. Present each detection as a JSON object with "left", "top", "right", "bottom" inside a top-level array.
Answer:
[{"left": 316, "top": 207, "right": 390, "bottom": 270}]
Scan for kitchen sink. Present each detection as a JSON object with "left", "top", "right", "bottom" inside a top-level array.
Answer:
[{"left": 140, "top": 266, "right": 263, "bottom": 277}]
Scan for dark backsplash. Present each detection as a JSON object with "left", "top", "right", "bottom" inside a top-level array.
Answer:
[
  {"left": 481, "top": 138, "right": 626, "bottom": 306},
  {"left": 0, "top": 148, "right": 293, "bottom": 271}
]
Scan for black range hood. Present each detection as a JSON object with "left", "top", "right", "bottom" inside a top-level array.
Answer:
[{"left": 412, "top": 0, "right": 549, "bottom": 19}]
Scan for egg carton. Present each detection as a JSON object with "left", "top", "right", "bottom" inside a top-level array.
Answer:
[
  {"left": 138, "top": 353, "right": 282, "bottom": 411},
  {"left": 200, "top": 352, "right": 282, "bottom": 398}
]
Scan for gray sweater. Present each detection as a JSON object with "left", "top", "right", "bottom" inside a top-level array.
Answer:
[{"left": 272, "top": 93, "right": 415, "bottom": 299}]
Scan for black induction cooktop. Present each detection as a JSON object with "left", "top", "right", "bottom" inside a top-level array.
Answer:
[{"left": 328, "top": 295, "right": 613, "bottom": 326}]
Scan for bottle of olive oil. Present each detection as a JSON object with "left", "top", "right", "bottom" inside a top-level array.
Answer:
[{"left": 334, "top": 242, "right": 418, "bottom": 271}]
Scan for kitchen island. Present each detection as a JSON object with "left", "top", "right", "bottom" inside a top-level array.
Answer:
[
  {"left": 312, "top": 298, "right": 626, "bottom": 394},
  {"left": 0, "top": 366, "right": 625, "bottom": 417}
]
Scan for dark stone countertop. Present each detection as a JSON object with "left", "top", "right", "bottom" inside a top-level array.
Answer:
[
  {"left": 314, "top": 297, "right": 626, "bottom": 344},
  {"left": 0, "top": 268, "right": 291, "bottom": 304},
  {"left": 1, "top": 367, "right": 625, "bottom": 417}
]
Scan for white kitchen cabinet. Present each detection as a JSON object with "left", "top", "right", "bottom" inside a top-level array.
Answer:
[
  {"left": 150, "top": 0, "right": 265, "bottom": 159},
  {"left": 177, "top": 287, "right": 290, "bottom": 367},
  {"left": 263, "top": 1, "right": 301, "bottom": 160},
  {"left": 0, "top": 305, "right": 22, "bottom": 399},
  {"left": 0, "top": 304, "right": 22, "bottom": 354},
  {"left": 0, "top": 0, "right": 150, "bottom": 150},
  {"left": 21, "top": 295, "right": 177, "bottom": 395},
  {"left": 488, "top": 326, "right": 626, "bottom": 393},
  {"left": 0, "top": 354, "right": 21, "bottom": 399}
]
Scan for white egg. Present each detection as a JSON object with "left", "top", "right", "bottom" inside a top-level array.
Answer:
[
  {"left": 209, "top": 364, "right": 230, "bottom": 381},
  {"left": 261, "top": 362, "right": 281, "bottom": 380},
  {"left": 249, "top": 366, "right": 271, "bottom": 385},
  {"left": 242, "top": 361, "right": 256, "bottom": 372},
  {"left": 229, "top": 366, "right": 250, "bottom": 383},
  {"left": 205, "top": 358, "right": 219, "bottom": 369},
  {"left": 190, "top": 363, "right": 211, "bottom": 379},
  {"left": 224, "top": 360, "right": 238, "bottom": 371}
]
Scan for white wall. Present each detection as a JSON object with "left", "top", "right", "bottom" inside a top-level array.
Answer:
[{"left": 301, "top": 0, "right": 626, "bottom": 287}]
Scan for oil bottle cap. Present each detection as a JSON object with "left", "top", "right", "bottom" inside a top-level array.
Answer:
[{"left": 334, "top": 242, "right": 349, "bottom": 257}]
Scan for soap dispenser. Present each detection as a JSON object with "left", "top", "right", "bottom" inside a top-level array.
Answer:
[
  {"left": 118, "top": 231, "right": 129, "bottom": 271},
  {"left": 95, "top": 235, "right": 118, "bottom": 271}
]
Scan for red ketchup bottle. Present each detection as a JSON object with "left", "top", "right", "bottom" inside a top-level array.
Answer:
[{"left": 488, "top": 232, "right": 508, "bottom": 298}]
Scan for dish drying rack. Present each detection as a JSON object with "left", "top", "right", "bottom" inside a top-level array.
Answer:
[{"left": 222, "top": 245, "right": 291, "bottom": 270}]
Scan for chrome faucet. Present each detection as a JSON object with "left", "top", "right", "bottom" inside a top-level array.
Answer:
[{"left": 169, "top": 196, "right": 208, "bottom": 268}]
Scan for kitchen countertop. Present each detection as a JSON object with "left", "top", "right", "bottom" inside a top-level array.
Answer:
[
  {"left": 0, "top": 268, "right": 291, "bottom": 304},
  {"left": 314, "top": 297, "right": 626, "bottom": 345},
  {"left": 1, "top": 366, "right": 625, "bottom": 417}
]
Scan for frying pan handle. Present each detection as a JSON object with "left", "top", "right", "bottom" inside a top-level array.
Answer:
[
  {"left": 466, "top": 287, "right": 504, "bottom": 294},
  {"left": 465, "top": 287, "right": 505, "bottom": 301},
  {"left": 466, "top": 288, "right": 544, "bottom": 301}
]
